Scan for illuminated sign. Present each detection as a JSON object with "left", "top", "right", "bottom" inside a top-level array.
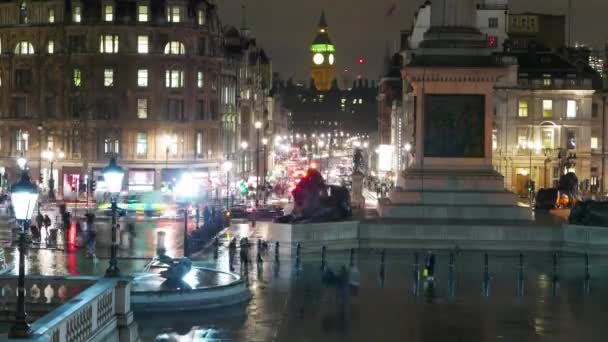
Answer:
[{"left": 310, "top": 44, "right": 335, "bottom": 53}]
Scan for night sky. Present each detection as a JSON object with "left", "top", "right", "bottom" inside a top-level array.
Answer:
[{"left": 218, "top": 0, "right": 608, "bottom": 82}]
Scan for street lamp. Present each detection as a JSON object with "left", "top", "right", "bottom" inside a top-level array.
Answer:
[
  {"left": 17, "top": 157, "right": 27, "bottom": 170},
  {"left": 261, "top": 138, "right": 268, "bottom": 204},
  {"left": 176, "top": 172, "right": 196, "bottom": 258},
  {"left": 222, "top": 160, "right": 233, "bottom": 209},
  {"left": 254, "top": 121, "right": 262, "bottom": 209},
  {"left": 102, "top": 157, "right": 124, "bottom": 277},
  {"left": 404, "top": 143, "right": 412, "bottom": 169},
  {"left": 9, "top": 170, "right": 39, "bottom": 338},
  {"left": 42, "top": 150, "right": 63, "bottom": 201}
]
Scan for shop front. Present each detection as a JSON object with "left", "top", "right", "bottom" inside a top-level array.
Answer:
[
  {"left": 62, "top": 167, "right": 85, "bottom": 201},
  {"left": 128, "top": 169, "right": 155, "bottom": 192}
]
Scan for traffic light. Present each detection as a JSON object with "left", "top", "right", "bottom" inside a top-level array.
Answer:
[{"left": 90, "top": 180, "right": 97, "bottom": 193}]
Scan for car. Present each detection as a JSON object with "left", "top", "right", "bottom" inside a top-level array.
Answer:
[{"left": 228, "top": 205, "right": 249, "bottom": 219}]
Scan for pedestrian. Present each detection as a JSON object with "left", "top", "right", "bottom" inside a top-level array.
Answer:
[
  {"left": 203, "top": 206, "right": 211, "bottom": 226},
  {"left": 425, "top": 251, "right": 436, "bottom": 280},
  {"left": 36, "top": 210, "right": 44, "bottom": 233},
  {"left": 42, "top": 214, "right": 51, "bottom": 244},
  {"left": 85, "top": 218, "right": 97, "bottom": 259}
]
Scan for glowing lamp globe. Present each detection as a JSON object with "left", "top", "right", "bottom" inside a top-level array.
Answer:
[
  {"left": 11, "top": 171, "right": 39, "bottom": 221},
  {"left": 102, "top": 158, "right": 125, "bottom": 194},
  {"left": 222, "top": 160, "right": 233, "bottom": 172}
]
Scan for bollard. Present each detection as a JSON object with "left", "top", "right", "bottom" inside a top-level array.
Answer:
[
  {"left": 483, "top": 252, "right": 490, "bottom": 297},
  {"left": 257, "top": 248, "right": 263, "bottom": 264},
  {"left": 413, "top": 252, "right": 420, "bottom": 297},
  {"left": 156, "top": 231, "right": 167, "bottom": 256},
  {"left": 584, "top": 252, "right": 591, "bottom": 294},
  {"left": 295, "top": 243, "right": 301, "bottom": 266},
  {"left": 517, "top": 253, "right": 525, "bottom": 296},
  {"left": 321, "top": 246, "right": 326, "bottom": 271},
  {"left": 275, "top": 241, "right": 280, "bottom": 262},
  {"left": 449, "top": 252, "right": 455, "bottom": 269},
  {"left": 349, "top": 248, "right": 355, "bottom": 268},
  {"left": 448, "top": 252, "right": 455, "bottom": 299},
  {"left": 552, "top": 252, "right": 559, "bottom": 296},
  {"left": 379, "top": 249, "right": 386, "bottom": 280}
]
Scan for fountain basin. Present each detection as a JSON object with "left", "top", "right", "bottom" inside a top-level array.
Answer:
[{"left": 131, "top": 267, "right": 249, "bottom": 312}]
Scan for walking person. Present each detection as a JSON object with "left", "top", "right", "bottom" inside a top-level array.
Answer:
[
  {"left": 425, "top": 251, "right": 436, "bottom": 281},
  {"left": 85, "top": 213, "right": 97, "bottom": 259},
  {"left": 43, "top": 214, "right": 52, "bottom": 245}
]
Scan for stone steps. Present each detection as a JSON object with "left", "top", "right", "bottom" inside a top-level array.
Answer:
[
  {"left": 389, "top": 190, "right": 517, "bottom": 206},
  {"left": 379, "top": 203, "right": 532, "bottom": 221}
]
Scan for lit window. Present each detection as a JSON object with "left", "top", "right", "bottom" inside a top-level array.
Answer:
[
  {"left": 47, "top": 40, "right": 55, "bottom": 54},
  {"left": 516, "top": 127, "right": 529, "bottom": 147},
  {"left": 197, "top": 71, "right": 204, "bottom": 88},
  {"left": 566, "top": 100, "right": 577, "bottom": 118},
  {"left": 99, "top": 35, "right": 119, "bottom": 53},
  {"left": 15, "top": 41, "right": 34, "bottom": 55},
  {"left": 136, "top": 132, "right": 148, "bottom": 155},
  {"left": 137, "top": 5, "right": 149, "bottom": 22},
  {"left": 591, "top": 137, "right": 599, "bottom": 150},
  {"left": 165, "top": 69, "right": 184, "bottom": 88},
  {"left": 137, "top": 69, "right": 148, "bottom": 87},
  {"left": 16, "top": 130, "right": 29, "bottom": 151},
  {"left": 543, "top": 74, "right": 552, "bottom": 86},
  {"left": 48, "top": 8, "right": 55, "bottom": 23},
  {"left": 104, "top": 138, "right": 120, "bottom": 154},
  {"left": 137, "top": 98, "right": 148, "bottom": 119},
  {"left": 73, "top": 69, "right": 82, "bottom": 87},
  {"left": 72, "top": 5, "right": 82, "bottom": 23},
  {"left": 137, "top": 35, "right": 149, "bottom": 54},
  {"left": 541, "top": 127, "right": 554, "bottom": 149},
  {"left": 104, "top": 4, "right": 114, "bottom": 22},
  {"left": 167, "top": 5, "right": 181, "bottom": 23},
  {"left": 542, "top": 100, "right": 553, "bottom": 118},
  {"left": 196, "top": 132, "right": 203, "bottom": 155},
  {"left": 164, "top": 41, "right": 185, "bottom": 55},
  {"left": 104, "top": 68, "right": 114, "bottom": 87},
  {"left": 518, "top": 100, "right": 528, "bottom": 117},
  {"left": 566, "top": 129, "right": 576, "bottom": 149},
  {"left": 197, "top": 9, "right": 206, "bottom": 25}
]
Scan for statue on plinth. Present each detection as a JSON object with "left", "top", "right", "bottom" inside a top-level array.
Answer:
[{"left": 276, "top": 169, "right": 352, "bottom": 223}]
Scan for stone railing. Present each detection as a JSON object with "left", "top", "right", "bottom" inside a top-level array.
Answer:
[
  {"left": 1, "top": 276, "right": 138, "bottom": 342},
  {"left": 0, "top": 276, "right": 98, "bottom": 321}
]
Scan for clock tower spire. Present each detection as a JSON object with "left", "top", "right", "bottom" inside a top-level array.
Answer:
[{"left": 310, "top": 10, "right": 335, "bottom": 91}]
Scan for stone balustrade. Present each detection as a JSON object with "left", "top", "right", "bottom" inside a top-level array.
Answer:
[
  {"left": 0, "top": 276, "right": 98, "bottom": 321},
  {"left": 1, "top": 276, "right": 138, "bottom": 342}
]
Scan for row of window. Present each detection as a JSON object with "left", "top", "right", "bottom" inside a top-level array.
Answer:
[
  {"left": 517, "top": 99, "right": 579, "bottom": 118},
  {"left": 11, "top": 37, "right": 189, "bottom": 55},
  {"left": 6, "top": 130, "right": 209, "bottom": 159},
  {"left": 17, "top": 2, "right": 207, "bottom": 26},
  {"left": 70, "top": 67, "right": 211, "bottom": 90},
  {"left": 8, "top": 95, "right": 218, "bottom": 122}
]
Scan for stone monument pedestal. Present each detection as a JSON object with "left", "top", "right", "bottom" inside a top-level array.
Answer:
[
  {"left": 351, "top": 172, "right": 365, "bottom": 209},
  {"left": 380, "top": 167, "right": 531, "bottom": 221}
]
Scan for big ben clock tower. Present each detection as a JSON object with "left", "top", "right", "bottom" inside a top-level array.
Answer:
[{"left": 310, "top": 11, "right": 335, "bottom": 91}]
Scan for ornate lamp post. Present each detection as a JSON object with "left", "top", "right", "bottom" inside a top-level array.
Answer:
[
  {"left": 42, "top": 150, "right": 64, "bottom": 201},
  {"left": 9, "top": 170, "right": 39, "bottom": 338},
  {"left": 102, "top": 157, "right": 124, "bottom": 277},
  {"left": 404, "top": 143, "right": 412, "bottom": 169},
  {"left": 16, "top": 157, "right": 27, "bottom": 170},
  {"left": 261, "top": 138, "right": 268, "bottom": 204},
  {"left": 176, "top": 173, "right": 197, "bottom": 258},
  {"left": 222, "top": 161, "right": 233, "bottom": 209},
  {"left": 254, "top": 121, "right": 262, "bottom": 208}
]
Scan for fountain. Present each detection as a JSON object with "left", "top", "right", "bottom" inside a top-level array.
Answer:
[{"left": 129, "top": 231, "right": 250, "bottom": 312}]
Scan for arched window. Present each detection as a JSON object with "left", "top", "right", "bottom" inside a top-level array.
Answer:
[
  {"left": 164, "top": 41, "right": 185, "bottom": 55},
  {"left": 15, "top": 41, "right": 34, "bottom": 54}
]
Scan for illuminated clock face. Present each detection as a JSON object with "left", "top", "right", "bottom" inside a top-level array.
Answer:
[
  {"left": 329, "top": 54, "right": 335, "bottom": 65},
  {"left": 313, "top": 53, "right": 324, "bottom": 65}
]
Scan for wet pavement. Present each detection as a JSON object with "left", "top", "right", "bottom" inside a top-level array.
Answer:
[{"left": 2, "top": 216, "right": 608, "bottom": 341}]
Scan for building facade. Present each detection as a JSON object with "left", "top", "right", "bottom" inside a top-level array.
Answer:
[
  {"left": 394, "top": 0, "right": 606, "bottom": 196},
  {"left": 310, "top": 11, "right": 335, "bottom": 92},
  {"left": 0, "top": 0, "right": 225, "bottom": 199}
]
